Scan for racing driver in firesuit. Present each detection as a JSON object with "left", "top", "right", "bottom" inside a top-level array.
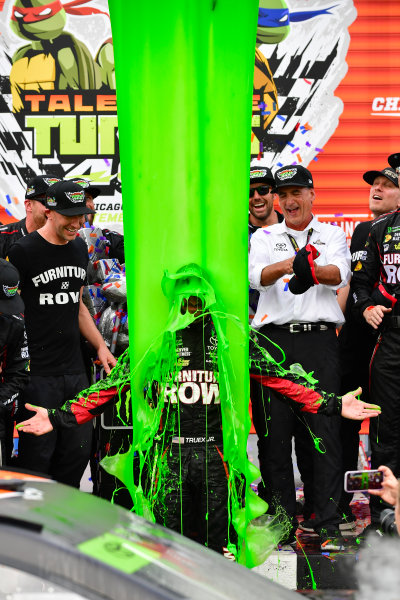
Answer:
[
  {"left": 17, "top": 278, "right": 380, "bottom": 555},
  {"left": 351, "top": 152, "right": 400, "bottom": 528}
]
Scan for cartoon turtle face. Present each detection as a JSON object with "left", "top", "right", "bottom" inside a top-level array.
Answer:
[
  {"left": 10, "top": 0, "right": 67, "bottom": 42},
  {"left": 257, "top": 0, "right": 290, "bottom": 45}
]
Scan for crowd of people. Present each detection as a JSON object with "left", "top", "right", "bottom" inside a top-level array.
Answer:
[
  {"left": 0, "top": 159, "right": 397, "bottom": 561},
  {"left": 248, "top": 157, "right": 400, "bottom": 551}
]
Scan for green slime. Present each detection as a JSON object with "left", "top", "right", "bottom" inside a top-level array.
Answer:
[{"left": 107, "top": 0, "right": 265, "bottom": 567}]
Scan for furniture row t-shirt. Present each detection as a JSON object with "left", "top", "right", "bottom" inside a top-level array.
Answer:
[{"left": 8, "top": 232, "right": 89, "bottom": 376}]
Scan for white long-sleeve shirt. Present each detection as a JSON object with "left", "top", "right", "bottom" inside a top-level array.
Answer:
[{"left": 248, "top": 216, "right": 351, "bottom": 329}]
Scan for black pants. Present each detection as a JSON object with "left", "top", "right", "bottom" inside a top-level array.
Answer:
[
  {"left": 369, "top": 329, "right": 400, "bottom": 521},
  {"left": 251, "top": 326, "right": 342, "bottom": 533},
  {"left": 154, "top": 443, "right": 231, "bottom": 553},
  {"left": 338, "top": 323, "right": 376, "bottom": 518},
  {"left": 17, "top": 373, "right": 92, "bottom": 488}
]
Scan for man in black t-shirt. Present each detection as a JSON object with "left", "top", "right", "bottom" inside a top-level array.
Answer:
[{"left": 8, "top": 180, "right": 116, "bottom": 487}]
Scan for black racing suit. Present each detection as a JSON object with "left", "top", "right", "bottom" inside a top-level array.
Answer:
[
  {"left": 0, "top": 313, "right": 30, "bottom": 464},
  {"left": 46, "top": 320, "right": 344, "bottom": 550},
  {"left": 0, "top": 219, "right": 28, "bottom": 259},
  {"left": 352, "top": 208, "right": 400, "bottom": 522},
  {"left": 338, "top": 220, "right": 375, "bottom": 518}
]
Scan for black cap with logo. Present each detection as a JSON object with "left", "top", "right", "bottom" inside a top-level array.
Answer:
[
  {"left": 69, "top": 177, "right": 101, "bottom": 199},
  {"left": 363, "top": 167, "right": 398, "bottom": 187},
  {"left": 26, "top": 175, "right": 61, "bottom": 203},
  {"left": 388, "top": 153, "right": 400, "bottom": 171},
  {"left": 288, "top": 244, "right": 320, "bottom": 295},
  {"left": 45, "top": 181, "right": 96, "bottom": 216},
  {"left": 0, "top": 259, "right": 24, "bottom": 315},
  {"left": 250, "top": 166, "right": 275, "bottom": 186},
  {"left": 274, "top": 165, "right": 314, "bottom": 190}
]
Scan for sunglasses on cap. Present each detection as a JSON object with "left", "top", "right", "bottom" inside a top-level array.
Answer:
[
  {"left": 249, "top": 185, "right": 271, "bottom": 198},
  {"left": 396, "top": 167, "right": 400, "bottom": 175}
]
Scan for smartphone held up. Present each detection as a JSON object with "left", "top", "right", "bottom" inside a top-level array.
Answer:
[{"left": 344, "top": 469, "right": 383, "bottom": 492}]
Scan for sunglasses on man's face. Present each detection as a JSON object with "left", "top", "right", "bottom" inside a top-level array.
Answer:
[{"left": 249, "top": 185, "right": 271, "bottom": 198}]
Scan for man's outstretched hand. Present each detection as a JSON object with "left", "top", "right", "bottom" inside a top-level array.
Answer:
[
  {"left": 341, "top": 387, "right": 381, "bottom": 420},
  {"left": 16, "top": 404, "right": 53, "bottom": 436}
]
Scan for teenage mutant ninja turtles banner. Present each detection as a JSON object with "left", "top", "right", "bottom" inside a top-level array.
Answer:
[
  {"left": 0, "top": 0, "right": 399, "bottom": 235},
  {"left": 0, "top": 0, "right": 120, "bottom": 230}
]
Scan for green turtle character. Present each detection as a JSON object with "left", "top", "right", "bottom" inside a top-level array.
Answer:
[
  {"left": 252, "top": 1, "right": 289, "bottom": 154},
  {"left": 9, "top": 0, "right": 115, "bottom": 112}
]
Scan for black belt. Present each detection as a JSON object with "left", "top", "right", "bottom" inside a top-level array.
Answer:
[{"left": 267, "top": 322, "right": 336, "bottom": 333}]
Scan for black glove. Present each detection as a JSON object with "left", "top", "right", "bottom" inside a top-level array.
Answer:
[{"left": 288, "top": 244, "right": 320, "bottom": 295}]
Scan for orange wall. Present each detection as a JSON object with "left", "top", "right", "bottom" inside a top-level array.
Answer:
[{"left": 312, "top": 0, "right": 400, "bottom": 217}]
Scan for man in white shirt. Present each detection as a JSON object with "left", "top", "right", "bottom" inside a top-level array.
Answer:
[{"left": 249, "top": 165, "right": 351, "bottom": 551}]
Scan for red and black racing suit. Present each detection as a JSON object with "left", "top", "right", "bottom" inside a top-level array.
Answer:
[
  {"left": 0, "top": 313, "right": 29, "bottom": 464},
  {"left": 352, "top": 208, "right": 400, "bottom": 522},
  {"left": 0, "top": 219, "right": 28, "bottom": 259},
  {"left": 47, "top": 321, "right": 343, "bottom": 550}
]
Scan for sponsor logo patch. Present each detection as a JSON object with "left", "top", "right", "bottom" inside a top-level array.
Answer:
[
  {"left": 66, "top": 190, "right": 84, "bottom": 203},
  {"left": 73, "top": 179, "right": 89, "bottom": 188},
  {"left": 44, "top": 177, "right": 60, "bottom": 186},
  {"left": 274, "top": 242, "right": 287, "bottom": 251},
  {"left": 3, "top": 283, "right": 18, "bottom": 297},
  {"left": 47, "top": 196, "right": 57, "bottom": 207},
  {"left": 354, "top": 261, "right": 362, "bottom": 271},
  {"left": 385, "top": 234, "right": 392, "bottom": 242},
  {"left": 277, "top": 168, "right": 297, "bottom": 181}
]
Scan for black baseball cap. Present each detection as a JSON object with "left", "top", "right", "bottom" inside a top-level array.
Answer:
[
  {"left": 0, "top": 259, "right": 24, "bottom": 315},
  {"left": 69, "top": 177, "right": 101, "bottom": 199},
  {"left": 363, "top": 167, "right": 398, "bottom": 187},
  {"left": 288, "top": 244, "right": 320, "bottom": 295},
  {"left": 45, "top": 181, "right": 96, "bottom": 216},
  {"left": 26, "top": 175, "right": 61, "bottom": 202},
  {"left": 274, "top": 165, "right": 314, "bottom": 190},
  {"left": 388, "top": 154, "right": 400, "bottom": 170},
  {"left": 250, "top": 166, "right": 275, "bottom": 186}
]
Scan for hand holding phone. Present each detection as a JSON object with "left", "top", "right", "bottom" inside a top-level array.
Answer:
[{"left": 344, "top": 469, "right": 383, "bottom": 492}]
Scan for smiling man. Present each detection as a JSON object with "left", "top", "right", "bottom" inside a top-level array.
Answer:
[
  {"left": 248, "top": 166, "right": 282, "bottom": 324},
  {"left": 249, "top": 166, "right": 282, "bottom": 233},
  {"left": 249, "top": 164, "right": 351, "bottom": 551},
  {"left": 352, "top": 159, "right": 400, "bottom": 533},
  {"left": 7, "top": 180, "right": 116, "bottom": 488}
]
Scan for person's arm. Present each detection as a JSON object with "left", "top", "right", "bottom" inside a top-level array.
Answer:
[
  {"left": 260, "top": 257, "right": 294, "bottom": 286},
  {"left": 313, "top": 263, "right": 341, "bottom": 285},
  {"left": 352, "top": 223, "right": 391, "bottom": 326},
  {"left": 17, "top": 355, "right": 131, "bottom": 435},
  {"left": 249, "top": 229, "right": 294, "bottom": 289},
  {"left": 78, "top": 288, "right": 117, "bottom": 373},
  {"left": 337, "top": 284, "right": 350, "bottom": 314},
  {"left": 316, "top": 226, "right": 351, "bottom": 289},
  {"left": 250, "top": 335, "right": 380, "bottom": 418}
]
